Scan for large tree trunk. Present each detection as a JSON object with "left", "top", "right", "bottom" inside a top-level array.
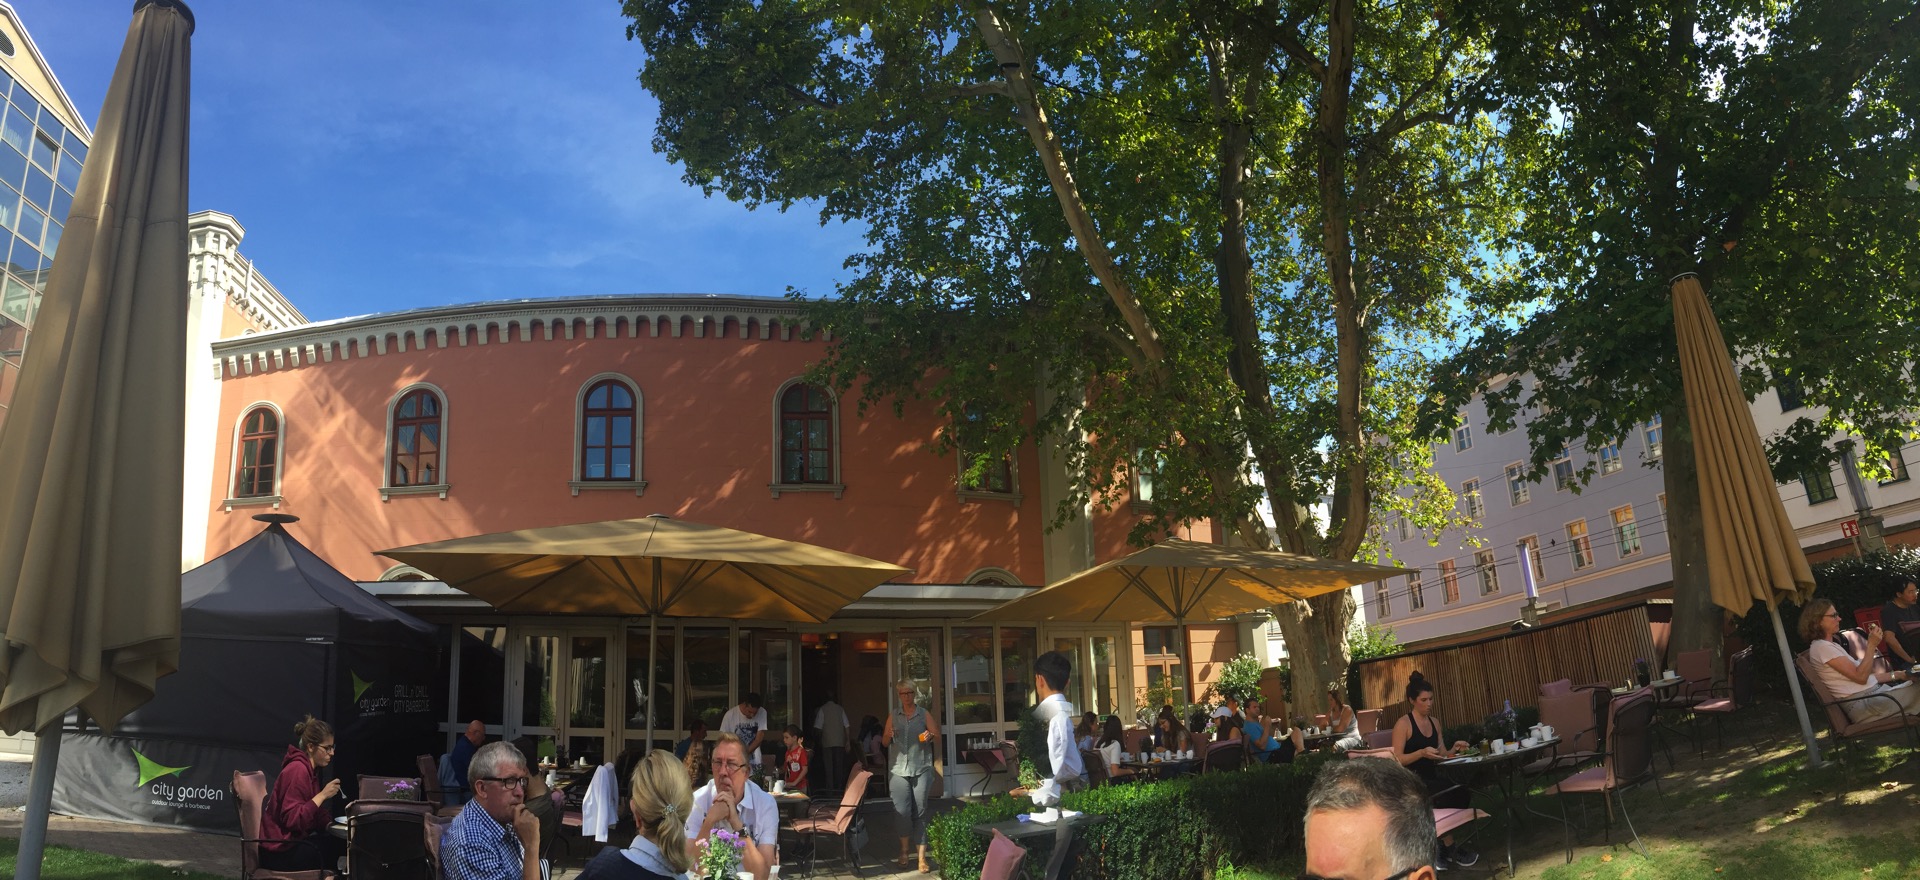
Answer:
[{"left": 1662, "top": 394, "right": 1724, "bottom": 676}]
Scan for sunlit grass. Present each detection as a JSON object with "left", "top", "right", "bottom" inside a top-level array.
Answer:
[{"left": 0, "top": 838, "right": 226, "bottom": 880}]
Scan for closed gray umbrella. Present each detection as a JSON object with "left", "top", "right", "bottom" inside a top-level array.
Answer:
[{"left": 0, "top": 2, "right": 194, "bottom": 877}]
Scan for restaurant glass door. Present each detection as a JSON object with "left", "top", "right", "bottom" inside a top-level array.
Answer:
[
  {"left": 512, "top": 627, "right": 614, "bottom": 765},
  {"left": 1049, "top": 629, "right": 1123, "bottom": 721},
  {"left": 892, "top": 627, "right": 950, "bottom": 763}
]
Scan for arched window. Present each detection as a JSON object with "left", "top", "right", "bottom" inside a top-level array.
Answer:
[
  {"left": 956, "top": 404, "right": 1017, "bottom": 502},
  {"left": 580, "top": 379, "right": 637, "bottom": 481},
  {"left": 779, "top": 383, "right": 834, "bottom": 484},
  {"left": 389, "top": 388, "right": 444, "bottom": 487},
  {"left": 231, "top": 404, "right": 281, "bottom": 499}
]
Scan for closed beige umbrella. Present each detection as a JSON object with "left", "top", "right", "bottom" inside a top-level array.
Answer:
[
  {"left": 379, "top": 514, "right": 910, "bottom": 744},
  {"left": 973, "top": 538, "right": 1406, "bottom": 700},
  {"left": 0, "top": 2, "right": 195, "bottom": 877},
  {"left": 1672, "top": 273, "right": 1821, "bottom": 762}
]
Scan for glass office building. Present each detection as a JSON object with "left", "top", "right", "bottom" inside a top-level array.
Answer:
[{"left": 0, "top": 32, "right": 88, "bottom": 433}]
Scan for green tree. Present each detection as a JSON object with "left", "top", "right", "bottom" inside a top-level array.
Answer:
[
  {"left": 1428, "top": 0, "right": 1920, "bottom": 663},
  {"left": 621, "top": 0, "right": 1512, "bottom": 702}
]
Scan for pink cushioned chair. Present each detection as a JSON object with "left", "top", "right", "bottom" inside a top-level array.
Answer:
[
  {"left": 982, "top": 828, "right": 1028, "bottom": 880},
  {"left": 1540, "top": 678, "right": 1574, "bottom": 698},
  {"left": 232, "top": 770, "right": 337, "bottom": 880},
  {"left": 1691, "top": 646, "right": 1765, "bottom": 758},
  {"left": 791, "top": 767, "right": 873, "bottom": 876},
  {"left": 1550, "top": 689, "right": 1659, "bottom": 863}
]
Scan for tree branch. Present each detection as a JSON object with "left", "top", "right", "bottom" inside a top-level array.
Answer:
[
  {"left": 930, "top": 81, "right": 1012, "bottom": 100},
  {"left": 966, "top": 1, "right": 1169, "bottom": 377}
]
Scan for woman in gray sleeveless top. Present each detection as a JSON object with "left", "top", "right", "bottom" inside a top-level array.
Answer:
[{"left": 883, "top": 679, "right": 941, "bottom": 872}]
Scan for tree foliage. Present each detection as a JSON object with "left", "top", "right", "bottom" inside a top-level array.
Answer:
[
  {"left": 621, "top": 0, "right": 1518, "bottom": 701},
  {"left": 1425, "top": 0, "right": 1920, "bottom": 656}
]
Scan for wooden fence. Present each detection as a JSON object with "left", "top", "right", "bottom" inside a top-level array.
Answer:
[{"left": 1352, "top": 603, "right": 1658, "bottom": 725}]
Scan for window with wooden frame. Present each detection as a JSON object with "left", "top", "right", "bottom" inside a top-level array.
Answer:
[
  {"left": 1462, "top": 478, "right": 1484, "bottom": 519},
  {"left": 1475, "top": 548, "right": 1500, "bottom": 595},
  {"left": 1407, "top": 572, "right": 1425, "bottom": 610},
  {"left": 1375, "top": 582, "right": 1391, "bottom": 617},
  {"left": 779, "top": 383, "right": 835, "bottom": 484},
  {"left": 1644, "top": 415, "right": 1663, "bottom": 459},
  {"left": 579, "top": 379, "right": 637, "bottom": 481},
  {"left": 1440, "top": 559, "right": 1460, "bottom": 604},
  {"left": 1567, "top": 520, "right": 1594, "bottom": 570},
  {"left": 232, "top": 405, "right": 280, "bottom": 499},
  {"left": 1612, "top": 505, "right": 1642, "bottom": 557},
  {"left": 956, "top": 404, "right": 1016, "bottom": 500},
  {"left": 389, "top": 388, "right": 444, "bottom": 488},
  {"left": 1506, "top": 463, "right": 1530, "bottom": 506}
]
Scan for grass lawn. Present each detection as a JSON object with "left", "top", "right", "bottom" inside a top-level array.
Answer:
[
  {"left": 1227, "top": 700, "right": 1920, "bottom": 879},
  {"left": 0, "top": 837, "right": 227, "bottom": 880}
]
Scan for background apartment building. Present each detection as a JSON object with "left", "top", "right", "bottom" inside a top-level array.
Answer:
[{"left": 1365, "top": 374, "right": 1920, "bottom": 646}]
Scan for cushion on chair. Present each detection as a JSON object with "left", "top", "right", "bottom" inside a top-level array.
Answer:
[
  {"left": 1540, "top": 678, "right": 1573, "bottom": 697},
  {"left": 1693, "top": 698, "right": 1735, "bottom": 713},
  {"left": 982, "top": 829, "right": 1028, "bottom": 880},
  {"left": 1553, "top": 766, "right": 1608, "bottom": 794},
  {"left": 1432, "top": 807, "right": 1489, "bottom": 837}
]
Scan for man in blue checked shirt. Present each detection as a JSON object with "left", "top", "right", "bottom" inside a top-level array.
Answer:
[{"left": 445, "top": 741, "right": 543, "bottom": 880}]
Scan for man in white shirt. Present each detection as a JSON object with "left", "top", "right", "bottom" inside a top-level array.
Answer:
[
  {"left": 812, "top": 690, "right": 852, "bottom": 794},
  {"left": 1031, "top": 650, "right": 1086, "bottom": 879},
  {"left": 720, "top": 693, "right": 768, "bottom": 769},
  {"left": 686, "top": 733, "right": 778, "bottom": 880}
]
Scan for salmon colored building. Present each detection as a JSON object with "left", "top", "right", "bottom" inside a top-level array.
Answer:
[{"left": 194, "top": 291, "right": 1267, "bottom": 791}]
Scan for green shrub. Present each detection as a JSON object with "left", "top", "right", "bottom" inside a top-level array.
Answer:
[
  {"left": 1215, "top": 653, "right": 1264, "bottom": 705},
  {"left": 1016, "top": 710, "right": 1049, "bottom": 788},
  {"left": 1731, "top": 547, "right": 1920, "bottom": 692},
  {"left": 930, "top": 759, "right": 1331, "bottom": 880}
]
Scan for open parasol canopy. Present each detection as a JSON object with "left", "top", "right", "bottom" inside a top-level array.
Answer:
[
  {"left": 378, "top": 514, "right": 910, "bottom": 743},
  {"left": 973, "top": 538, "right": 1406, "bottom": 703}
]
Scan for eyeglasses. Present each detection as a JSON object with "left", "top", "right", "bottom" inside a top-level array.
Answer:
[
  {"left": 480, "top": 776, "right": 529, "bottom": 789},
  {"left": 897, "top": 691, "right": 915, "bottom": 697},
  {"left": 1297, "top": 866, "right": 1422, "bottom": 880},
  {"left": 711, "top": 759, "right": 749, "bottom": 773},
  {"left": 318, "top": 744, "right": 337, "bottom": 753},
  {"left": 1824, "top": 612, "right": 1841, "bottom": 619}
]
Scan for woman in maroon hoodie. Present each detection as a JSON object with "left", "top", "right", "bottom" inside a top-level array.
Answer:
[{"left": 260, "top": 715, "right": 346, "bottom": 871}]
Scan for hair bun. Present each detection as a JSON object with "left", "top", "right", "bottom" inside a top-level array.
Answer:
[{"left": 1408, "top": 670, "right": 1426, "bottom": 685}]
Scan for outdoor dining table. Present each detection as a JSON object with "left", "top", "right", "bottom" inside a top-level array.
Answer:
[
  {"left": 1433, "top": 737, "right": 1564, "bottom": 879},
  {"left": 1115, "top": 758, "right": 1199, "bottom": 780},
  {"left": 971, "top": 812, "right": 1105, "bottom": 880}
]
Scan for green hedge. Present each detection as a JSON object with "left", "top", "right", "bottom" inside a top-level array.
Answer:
[
  {"left": 1733, "top": 547, "right": 1920, "bottom": 691},
  {"left": 930, "top": 751, "right": 1336, "bottom": 880}
]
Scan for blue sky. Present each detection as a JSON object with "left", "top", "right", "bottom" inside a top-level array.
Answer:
[{"left": 19, "top": 0, "right": 864, "bottom": 321}]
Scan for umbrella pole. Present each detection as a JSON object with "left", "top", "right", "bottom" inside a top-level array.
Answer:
[
  {"left": 646, "top": 613, "right": 659, "bottom": 751},
  {"left": 1766, "top": 598, "right": 1823, "bottom": 767},
  {"left": 16, "top": 722, "right": 62, "bottom": 880}
]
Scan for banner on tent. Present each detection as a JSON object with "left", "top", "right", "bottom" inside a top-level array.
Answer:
[{"left": 52, "top": 732, "right": 281, "bottom": 832}]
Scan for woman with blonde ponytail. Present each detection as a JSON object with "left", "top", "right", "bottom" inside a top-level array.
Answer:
[{"left": 579, "top": 750, "right": 695, "bottom": 879}]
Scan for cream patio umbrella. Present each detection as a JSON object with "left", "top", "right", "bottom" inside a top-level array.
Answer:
[
  {"left": 378, "top": 514, "right": 911, "bottom": 745},
  {"left": 0, "top": 3, "right": 195, "bottom": 878},
  {"left": 972, "top": 538, "right": 1407, "bottom": 704},
  {"left": 1672, "top": 273, "right": 1822, "bottom": 763}
]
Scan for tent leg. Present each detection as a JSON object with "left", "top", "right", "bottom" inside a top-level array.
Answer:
[
  {"left": 1767, "top": 599, "right": 1822, "bottom": 768},
  {"left": 17, "top": 722, "right": 62, "bottom": 880}
]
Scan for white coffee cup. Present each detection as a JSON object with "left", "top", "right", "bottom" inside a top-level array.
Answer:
[
  {"left": 1664, "top": 669, "right": 1677, "bottom": 679},
  {"left": 1491, "top": 739, "right": 1506, "bottom": 754},
  {"left": 773, "top": 779, "right": 785, "bottom": 793},
  {"left": 1523, "top": 737, "right": 1538, "bottom": 748}
]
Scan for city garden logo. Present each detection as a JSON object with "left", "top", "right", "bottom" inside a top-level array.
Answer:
[
  {"left": 132, "top": 748, "right": 223, "bottom": 812},
  {"left": 352, "top": 669, "right": 431, "bottom": 717}
]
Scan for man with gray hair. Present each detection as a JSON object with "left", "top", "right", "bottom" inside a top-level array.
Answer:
[
  {"left": 444, "top": 741, "right": 542, "bottom": 880},
  {"left": 1301, "top": 758, "right": 1438, "bottom": 880}
]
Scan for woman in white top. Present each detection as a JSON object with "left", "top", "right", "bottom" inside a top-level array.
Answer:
[{"left": 1800, "top": 598, "right": 1920, "bottom": 723}]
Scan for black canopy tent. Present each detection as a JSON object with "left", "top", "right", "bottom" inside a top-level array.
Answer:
[{"left": 52, "top": 516, "right": 443, "bottom": 831}]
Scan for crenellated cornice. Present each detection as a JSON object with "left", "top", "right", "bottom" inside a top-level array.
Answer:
[{"left": 207, "top": 294, "right": 827, "bottom": 380}]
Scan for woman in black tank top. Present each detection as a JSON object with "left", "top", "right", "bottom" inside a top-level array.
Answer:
[{"left": 1390, "top": 671, "right": 1480, "bottom": 868}]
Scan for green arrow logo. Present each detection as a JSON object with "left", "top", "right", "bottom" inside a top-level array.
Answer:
[
  {"left": 352, "top": 671, "right": 373, "bottom": 702},
  {"left": 133, "top": 749, "right": 190, "bottom": 788}
]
